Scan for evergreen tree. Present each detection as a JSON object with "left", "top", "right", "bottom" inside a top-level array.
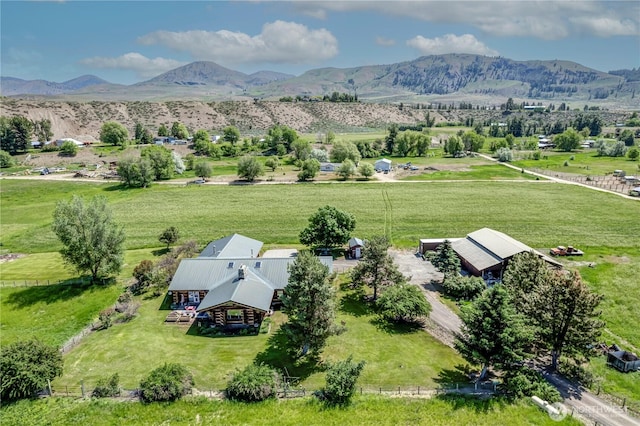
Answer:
[
  {"left": 455, "top": 285, "right": 532, "bottom": 380},
  {"left": 538, "top": 271, "right": 604, "bottom": 370},
  {"left": 429, "top": 240, "right": 460, "bottom": 277},
  {"left": 281, "top": 251, "right": 335, "bottom": 356},
  {"left": 350, "top": 235, "right": 405, "bottom": 301}
]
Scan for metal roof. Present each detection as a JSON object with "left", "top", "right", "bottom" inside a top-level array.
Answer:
[
  {"left": 349, "top": 237, "right": 364, "bottom": 248},
  {"left": 197, "top": 269, "right": 275, "bottom": 312},
  {"left": 466, "top": 228, "right": 531, "bottom": 260},
  {"left": 375, "top": 158, "right": 392, "bottom": 164},
  {"left": 199, "top": 234, "right": 263, "bottom": 258},
  {"left": 169, "top": 256, "right": 333, "bottom": 310},
  {"left": 451, "top": 238, "right": 503, "bottom": 272}
]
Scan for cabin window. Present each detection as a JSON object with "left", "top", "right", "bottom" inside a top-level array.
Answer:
[{"left": 226, "top": 309, "right": 243, "bottom": 320}]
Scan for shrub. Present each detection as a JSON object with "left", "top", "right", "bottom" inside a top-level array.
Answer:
[
  {"left": 563, "top": 160, "right": 569, "bottom": 166},
  {"left": 629, "top": 147, "right": 639, "bottom": 161},
  {"left": 92, "top": 373, "right": 120, "bottom": 398},
  {"left": 318, "top": 356, "right": 365, "bottom": 406},
  {"left": 500, "top": 366, "right": 560, "bottom": 402},
  {"left": 59, "top": 140, "right": 78, "bottom": 156},
  {"left": 41, "top": 143, "right": 59, "bottom": 152},
  {"left": 226, "top": 364, "right": 277, "bottom": 402},
  {"left": 442, "top": 275, "right": 486, "bottom": 301},
  {"left": 496, "top": 147, "right": 512, "bottom": 162},
  {"left": 0, "top": 150, "right": 14, "bottom": 168},
  {"left": 376, "top": 284, "right": 431, "bottom": 323},
  {"left": 139, "top": 363, "right": 194, "bottom": 403},
  {"left": 532, "top": 150, "right": 541, "bottom": 160},
  {"left": 97, "top": 308, "right": 116, "bottom": 329},
  {"left": 0, "top": 339, "right": 63, "bottom": 401}
]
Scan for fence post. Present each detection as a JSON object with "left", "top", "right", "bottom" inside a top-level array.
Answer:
[
  {"left": 623, "top": 398, "right": 626, "bottom": 408},
  {"left": 360, "top": 387, "right": 362, "bottom": 395},
  {"left": 47, "top": 379, "right": 52, "bottom": 396},
  {"left": 81, "top": 380, "right": 85, "bottom": 398},
  {"left": 66, "top": 386, "right": 69, "bottom": 396},
  {"left": 417, "top": 386, "right": 420, "bottom": 395},
  {"left": 398, "top": 386, "right": 400, "bottom": 395},
  {"left": 379, "top": 387, "right": 382, "bottom": 394}
]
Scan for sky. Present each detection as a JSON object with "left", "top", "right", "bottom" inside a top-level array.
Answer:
[{"left": 1, "top": 0, "right": 639, "bottom": 85}]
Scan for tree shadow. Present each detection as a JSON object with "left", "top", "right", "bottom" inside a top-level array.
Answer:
[
  {"left": 254, "top": 328, "right": 324, "bottom": 384},
  {"left": 151, "top": 248, "right": 170, "bottom": 257},
  {"left": 434, "top": 364, "right": 475, "bottom": 385},
  {"left": 3, "top": 278, "right": 112, "bottom": 309},
  {"left": 157, "top": 292, "right": 173, "bottom": 310},
  {"left": 369, "top": 316, "right": 423, "bottom": 334},
  {"left": 101, "top": 183, "right": 130, "bottom": 192},
  {"left": 338, "top": 290, "right": 374, "bottom": 317}
]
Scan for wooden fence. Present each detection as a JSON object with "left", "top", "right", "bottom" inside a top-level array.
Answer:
[{"left": 0, "top": 277, "right": 110, "bottom": 288}]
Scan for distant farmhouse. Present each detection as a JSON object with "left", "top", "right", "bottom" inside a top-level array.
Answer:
[
  {"left": 168, "top": 234, "right": 332, "bottom": 329},
  {"left": 420, "top": 228, "right": 561, "bottom": 281}
]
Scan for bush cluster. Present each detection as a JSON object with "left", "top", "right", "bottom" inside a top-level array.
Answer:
[
  {"left": 139, "top": 363, "right": 194, "bottom": 403},
  {"left": 500, "top": 366, "right": 560, "bottom": 402},
  {"left": 226, "top": 364, "right": 277, "bottom": 402},
  {"left": 318, "top": 356, "right": 365, "bottom": 406},
  {"left": 92, "top": 373, "right": 121, "bottom": 398},
  {"left": 442, "top": 275, "right": 486, "bottom": 301}
]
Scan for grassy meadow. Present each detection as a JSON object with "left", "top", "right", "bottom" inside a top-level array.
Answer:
[
  {"left": 0, "top": 395, "right": 581, "bottom": 426},
  {"left": 512, "top": 150, "right": 640, "bottom": 175},
  {"left": 1, "top": 175, "right": 639, "bottom": 417}
]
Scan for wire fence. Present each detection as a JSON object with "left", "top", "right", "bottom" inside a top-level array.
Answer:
[
  {"left": 46, "top": 381, "right": 495, "bottom": 401},
  {"left": 531, "top": 168, "right": 639, "bottom": 195},
  {"left": 0, "top": 278, "right": 97, "bottom": 288}
]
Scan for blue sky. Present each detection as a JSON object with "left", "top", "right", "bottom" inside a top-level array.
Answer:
[{"left": 2, "top": 1, "right": 639, "bottom": 85}]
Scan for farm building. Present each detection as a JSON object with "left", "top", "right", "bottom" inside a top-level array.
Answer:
[
  {"left": 420, "top": 228, "right": 561, "bottom": 279},
  {"left": 348, "top": 237, "right": 364, "bottom": 259},
  {"left": 375, "top": 158, "right": 392, "bottom": 172},
  {"left": 320, "top": 162, "right": 341, "bottom": 172},
  {"left": 167, "top": 235, "right": 332, "bottom": 329}
]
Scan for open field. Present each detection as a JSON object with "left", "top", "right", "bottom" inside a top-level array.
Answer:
[
  {"left": 2, "top": 179, "right": 639, "bottom": 254},
  {"left": 1, "top": 177, "right": 639, "bottom": 413},
  {"left": 0, "top": 395, "right": 581, "bottom": 426},
  {"left": 402, "top": 164, "right": 539, "bottom": 181},
  {"left": 512, "top": 150, "right": 640, "bottom": 176}
]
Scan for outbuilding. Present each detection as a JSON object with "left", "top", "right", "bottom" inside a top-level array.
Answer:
[
  {"left": 375, "top": 158, "right": 392, "bottom": 172},
  {"left": 348, "top": 237, "right": 364, "bottom": 259}
]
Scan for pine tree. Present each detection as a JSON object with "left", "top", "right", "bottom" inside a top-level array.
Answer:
[
  {"left": 455, "top": 285, "right": 532, "bottom": 380},
  {"left": 281, "top": 251, "right": 335, "bottom": 357},
  {"left": 350, "top": 236, "right": 405, "bottom": 301},
  {"left": 430, "top": 240, "right": 460, "bottom": 277}
]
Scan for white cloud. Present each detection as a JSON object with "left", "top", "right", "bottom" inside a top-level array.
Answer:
[
  {"left": 80, "top": 53, "right": 186, "bottom": 78},
  {"left": 296, "top": 1, "right": 640, "bottom": 39},
  {"left": 138, "top": 21, "right": 338, "bottom": 65},
  {"left": 376, "top": 36, "right": 396, "bottom": 47},
  {"left": 407, "top": 34, "right": 498, "bottom": 56}
]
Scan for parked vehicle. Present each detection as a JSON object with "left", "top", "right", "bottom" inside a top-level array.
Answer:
[{"left": 550, "top": 245, "right": 584, "bottom": 256}]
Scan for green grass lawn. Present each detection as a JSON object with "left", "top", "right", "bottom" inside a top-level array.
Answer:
[
  {"left": 0, "top": 248, "right": 156, "bottom": 347},
  {"left": 403, "top": 164, "right": 539, "bottom": 181},
  {"left": 56, "top": 285, "right": 466, "bottom": 391},
  {"left": 512, "top": 150, "right": 640, "bottom": 175},
  {"left": 0, "top": 395, "right": 581, "bottom": 426}
]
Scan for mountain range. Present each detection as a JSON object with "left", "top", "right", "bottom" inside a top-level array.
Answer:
[{"left": 2, "top": 54, "right": 638, "bottom": 106}]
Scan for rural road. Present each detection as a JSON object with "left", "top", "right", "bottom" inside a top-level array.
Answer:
[{"left": 391, "top": 249, "right": 640, "bottom": 426}]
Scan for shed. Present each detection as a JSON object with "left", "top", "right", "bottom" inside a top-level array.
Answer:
[
  {"left": 320, "top": 162, "right": 341, "bottom": 172},
  {"left": 375, "top": 158, "right": 392, "bottom": 172},
  {"left": 607, "top": 350, "right": 640, "bottom": 372},
  {"left": 348, "top": 237, "right": 364, "bottom": 259}
]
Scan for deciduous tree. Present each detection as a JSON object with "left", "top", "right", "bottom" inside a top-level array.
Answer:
[
  {"left": 159, "top": 226, "right": 180, "bottom": 249},
  {"left": 299, "top": 205, "right": 356, "bottom": 250},
  {"left": 320, "top": 356, "right": 365, "bottom": 406},
  {"left": 237, "top": 155, "right": 264, "bottom": 181},
  {"left": 141, "top": 145, "right": 174, "bottom": 180},
  {"left": 265, "top": 156, "right": 280, "bottom": 171},
  {"left": 376, "top": 283, "right": 431, "bottom": 323},
  {"left": 100, "top": 121, "right": 129, "bottom": 146},
  {"left": 117, "top": 157, "right": 154, "bottom": 188},
  {"left": 336, "top": 159, "right": 355, "bottom": 180},
  {"left": 554, "top": 128, "right": 581, "bottom": 152},
  {"left": 297, "top": 158, "right": 320, "bottom": 181},
  {"left": 194, "top": 160, "right": 212, "bottom": 178},
  {"left": 330, "top": 140, "right": 361, "bottom": 164},
  {"left": 281, "top": 251, "right": 336, "bottom": 356},
  {"left": 52, "top": 195, "right": 125, "bottom": 282},
  {"left": 358, "top": 162, "right": 375, "bottom": 179},
  {"left": 222, "top": 125, "right": 240, "bottom": 143}
]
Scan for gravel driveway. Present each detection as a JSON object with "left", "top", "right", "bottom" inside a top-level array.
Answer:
[{"left": 391, "top": 249, "right": 462, "bottom": 347}]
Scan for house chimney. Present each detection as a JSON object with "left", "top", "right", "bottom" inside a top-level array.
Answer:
[{"left": 238, "top": 264, "right": 248, "bottom": 280}]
